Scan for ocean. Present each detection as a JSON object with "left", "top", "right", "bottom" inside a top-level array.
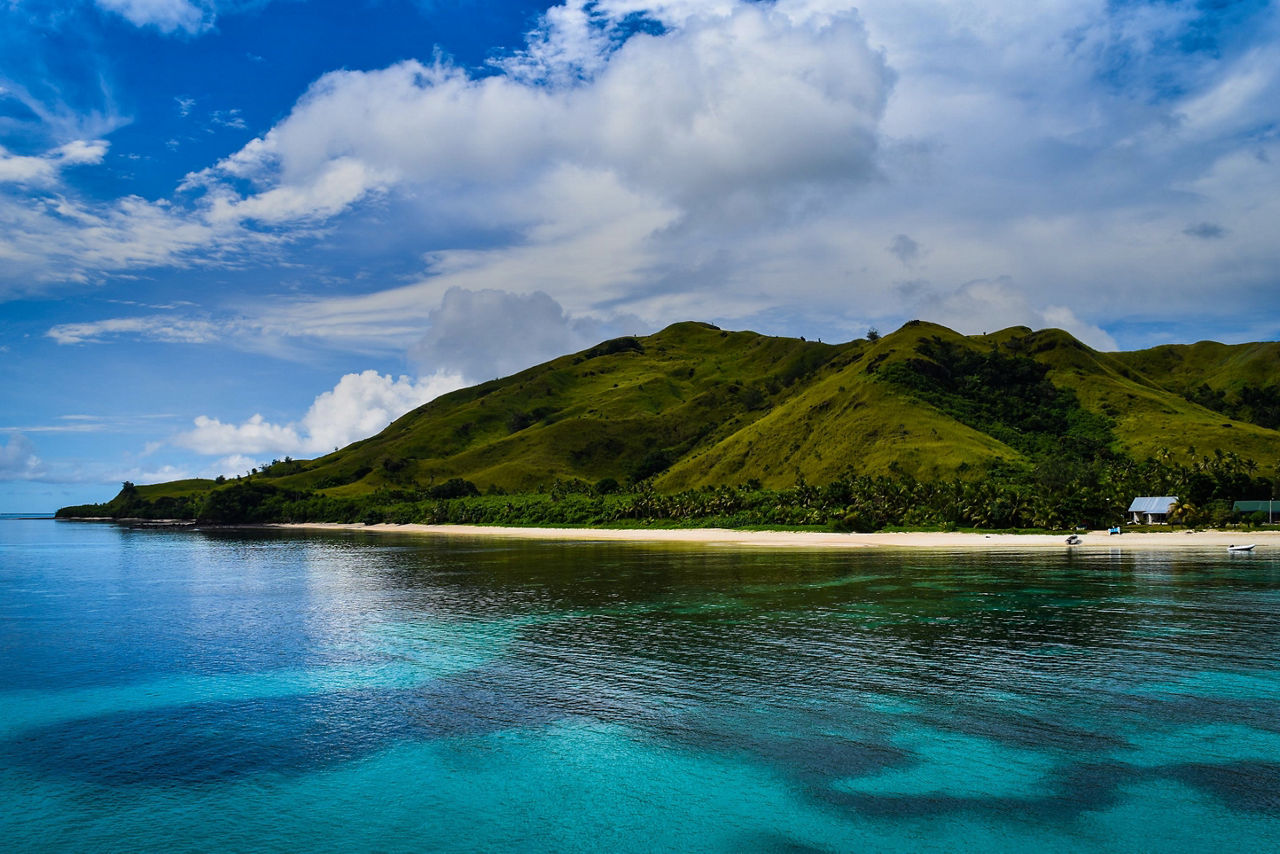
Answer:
[{"left": 2, "top": 518, "right": 1278, "bottom": 852}]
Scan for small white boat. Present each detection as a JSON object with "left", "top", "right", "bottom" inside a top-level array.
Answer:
[
  {"left": 1065, "top": 535, "right": 1081, "bottom": 545},
  {"left": 1228, "top": 544, "right": 1256, "bottom": 552}
]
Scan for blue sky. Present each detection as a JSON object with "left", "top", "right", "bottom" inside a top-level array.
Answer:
[{"left": 2, "top": 0, "right": 1279, "bottom": 511}]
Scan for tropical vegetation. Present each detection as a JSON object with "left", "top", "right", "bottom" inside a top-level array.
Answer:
[{"left": 57, "top": 320, "right": 1280, "bottom": 530}]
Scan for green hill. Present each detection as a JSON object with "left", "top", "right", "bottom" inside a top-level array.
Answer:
[{"left": 60, "top": 320, "right": 1280, "bottom": 522}]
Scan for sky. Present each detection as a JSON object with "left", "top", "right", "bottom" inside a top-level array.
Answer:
[{"left": 2, "top": 0, "right": 1279, "bottom": 511}]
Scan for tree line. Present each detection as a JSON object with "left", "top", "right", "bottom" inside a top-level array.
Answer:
[{"left": 56, "top": 449, "right": 1276, "bottom": 532}]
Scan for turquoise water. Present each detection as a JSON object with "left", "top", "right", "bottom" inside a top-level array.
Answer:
[{"left": 2, "top": 520, "right": 1278, "bottom": 852}]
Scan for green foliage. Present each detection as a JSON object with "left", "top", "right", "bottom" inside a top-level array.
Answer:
[
  {"left": 630, "top": 449, "right": 675, "bottom": 483},
  {"left": 54, "top": 503, "right": 110, "bottom": 518},
  {"left": 878, "top": 336, "right": 1116, "bottom": 461},
  {"left": 312, "top": 466, "right": 372, "bottom": 489},
  {"left": 738, "top": 384, "right": 769, "bottom": 411},
  {"left": 506, "top": 410, "right": 535, "bottom": 433},
  {"left": 75, "top": 446, "right": 1275, "bottom": 534},
  {"left": 577, "top": 336, "right": 644, "bottom": 361},
  {"left": 380, "top": 456, "right": 410, "bottom": 474},
  {"left": 197, "top": 482, "right": 304, "bottom": 523},
  {"left": 774, "top": 345, "right": 833, "bottom": 387},
  {"left": 425, "top": 478, "right": 480, "bottom": 499},
  {"left": 1186, "top": 382, "right": 1280, "bottom": 430}
]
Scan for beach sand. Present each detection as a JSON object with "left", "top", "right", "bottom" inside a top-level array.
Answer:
[{"left": 272, "top": 523, "right": 1280, "bottom": 551}]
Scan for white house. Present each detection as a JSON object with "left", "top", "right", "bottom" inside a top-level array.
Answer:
[{"left": 1128, "top": 496, "right": 1177, "bottom": 524}]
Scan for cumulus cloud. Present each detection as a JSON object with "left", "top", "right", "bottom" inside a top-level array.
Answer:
[
  {"left": 179, "top": 413, "right": 299, "bottom": 456},
  {"left": 905, "top": 278, "right": 1117, "bottom": 350},
  {"left": 0, "top": 433, "right": 44, "bottom": 480},
  {"left": 173, "top": 369, "right": 465, "bottom": 457},
  {"left": 189, "top": 2, "right": 887, "bottom": 223},
  {"left": 0, "top": 140, "right": 108, "bottom": 186},
  {"left": 140, "top": 0, "right": 891, "bottom": 345},
  {"left": 10, "top": 0, "right": 1280, "bottom": 350},
  {"left": 0, "top": 152, "right": 58, "bottom": 186},
  {"left": 410, "top": 287, "right": 647, "bottom": 381},
  {"left": 208, "top": 454, "right": 257, "bottom": 478}
]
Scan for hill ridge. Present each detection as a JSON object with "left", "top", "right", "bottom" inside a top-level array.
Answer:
[{"left": 65, "top": 320, "right": 1280, "bottom": 514}]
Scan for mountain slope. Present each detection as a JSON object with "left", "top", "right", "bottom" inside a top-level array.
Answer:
[
  {"left": 80, "top": 321, "right": 1280, "bottom": 509},
  {"left": 657, "top": 322, "right": 1025, "bottom": 489},
  {"left": 273, "top": 322, "right": 855, "bottom": 494}
]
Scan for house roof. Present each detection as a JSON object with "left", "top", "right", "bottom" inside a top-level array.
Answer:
[
  {"left": 1233, "top": 501, "right": 1277, "bottom": 513},
  {"left": 1128, "top": 496, "right": 1177, "bottom": 513}
]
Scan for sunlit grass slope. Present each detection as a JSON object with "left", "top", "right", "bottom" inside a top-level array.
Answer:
[
  {"left": 125, "top": 320, "right": 1280, "bottom": 502},
  {"left": 273, "top": 321, "right": 853, "bottom": 493},
  {"left": 1030, "top": 331, "right": 1280, "bottom": 465},
  {"left": 657, "top": 322, "right": 1021, "bottom": 489},
  {"left": 1111, "top": 340, "right": 1280, "bottom": 390}
]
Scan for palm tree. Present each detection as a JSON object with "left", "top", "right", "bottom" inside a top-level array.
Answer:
[{"left": 1168, "top": 499, "right": 1197, "bottom": 525}]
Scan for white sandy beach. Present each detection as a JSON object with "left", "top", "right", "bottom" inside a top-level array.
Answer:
[{"left": 273, "top": 523, "right": 1280, "bottom": 551}]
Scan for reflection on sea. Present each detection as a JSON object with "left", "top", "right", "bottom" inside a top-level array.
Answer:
[{"left": 1, "top": 521, "right": 1278, "bottom": 852}]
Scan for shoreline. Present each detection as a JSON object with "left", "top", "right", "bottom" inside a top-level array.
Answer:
[{"left": 268, "top": 522, "right": 1280, "bottom": 551}]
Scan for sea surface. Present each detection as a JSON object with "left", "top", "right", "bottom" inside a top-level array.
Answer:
[{"left": 2, "top": 518, "right": 1278, "bottom": 852}]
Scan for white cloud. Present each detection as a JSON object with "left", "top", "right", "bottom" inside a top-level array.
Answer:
[
  {"left": 159, "top": 0, "right": 890, "bottom": 343},
  {"left": 9, "top": 0, "right": 1280, "bottom": 352},
  {"left": 0, "top": 433, "right": 44, "bottom": 480},
  {"left": 0, "top": 414, "right": 180, "bottom": 434},
  {"left": 0, "top": 150, "right": 57, "bottom": 186},
  {"left": 55, "top": 139, "right": 109, "bottom": 165},
  {"left": 179, "top": 413, "right": 301, "bottom": 456},
  {"left": 906, "top": 278, "right": 1118, "bottom": 350},
  {"left": 173, "top": 369, "right": 466, "bottom": 457},
  {"left": 298, "top": 370, "right": 464, "bottom": 452},
  {"left": 0, "top": 189, "right": 287, "bottom": 295},
  {"left": 0, "top": 140, "right": 108, "bottom": 186},
  {"left": 46, "top": 315, "right": 223, "bottom": 345},
  {"left": 209, "top": 108, "right": 246, "bottom": 129},
  {"left": 111, "top": 462, "right": 194, "bottom": 485},
  {"left": 94, "top": 1, "right": 284, "bottom": 36},
  {"left": 94, "top": 0, "right": 211, "bottom": 35},
  {"left": 191, "top": 2, "right": 887, "bottom": 224},
  {"left": 204, "top": 157, "right": 393, "bottom": 225},
  {"left": 209, "top": 454, "right": 258, "bottom": 478}
]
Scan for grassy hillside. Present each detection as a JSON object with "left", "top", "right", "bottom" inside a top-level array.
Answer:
[
  {"left": 267, "top": 321, "right": 853, "bottom": 495},
  {"left": 658, "top": 322, "right": 1024, "bottom": 489},
  {"left": 60, "top": 320, "right": 1280, "bottom": 519},
  {"left": 1109, "top": 340, "right": 1280, "bottom": 433}
]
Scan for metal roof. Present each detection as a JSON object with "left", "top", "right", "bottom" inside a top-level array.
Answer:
[
  {"left": 1128, "top": 496, "right": 1177, "bottom": 513},
  {"left": 1233, "top": 501, "right": 1277, "bottom": 513}
]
